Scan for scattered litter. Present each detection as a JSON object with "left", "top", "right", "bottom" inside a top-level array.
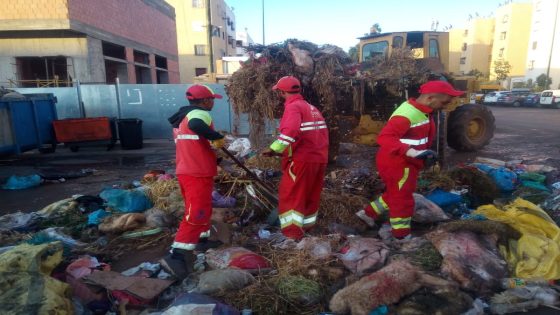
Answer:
[
  {"left": 336, "top": 236, "right": 389, "bottom": 275},
  {"left": 100, "top": 188, "right": 153, "bottom": 213},
  {"left": 196, "top": 269, "right": 255, "bottom": 295},
  {"left": 2, "top": 174, "right": 42, "bottom": 190}
]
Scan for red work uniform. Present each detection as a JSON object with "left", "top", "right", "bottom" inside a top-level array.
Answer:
[
  {"left": 364, "top": 98, "right": 435, "bottom": 238},
  {"left": 269, "top": 94, "right": 329, "bottom": 240},
  {"left": 173, "top": 106, "right": 223, "bottom": 250}
]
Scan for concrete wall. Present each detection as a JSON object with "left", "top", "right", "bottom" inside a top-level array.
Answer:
[{"left": 490, "top": 3, "right": 533, "bottom": 79}]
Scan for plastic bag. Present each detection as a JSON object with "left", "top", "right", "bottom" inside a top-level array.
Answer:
[
  {"left": 474, "top": 164, "right": 518, "bottom": 192},
  {"left": 98, "top": 213, "right": 146, "bottom": 234},
  {"left": 87, "top": 209, "right": 110, "bottom": 226},
  {"left": 0, "top": 211, "right": 39, "bottom": 231},
  {"left": 2, "top": 174, "right": 42, "bottom": 190},
  {"left": 413, "top": 193, "right": 450, "bottom": 223},
  {"left": 100, "top": 188, "right": 152, "bottom": 212},
  {"left": 227, "top": 137, "right": 252, "bottom": 158},
  {"left": 205, "top": 247, "right": 270, "bottom": 271},
  {"left": 425, "top": 188, "right": 462, "bottom": 208},
  {"left": 161, "top": 292, "right": 240, "bottom": 315},
  {"left": 196, "top": 269, "right": 255, "bottom": 294},
  {"left": 296, "top": 236, "right": 332, "bottom": 260},
  {"left": 336, "top": 236, "right": 389, "bottom": 275},
  {"left": 212, "top": 190, "right": 236, "bottom": 208},
  {"left": 145, "top": 207, "right": 177, "bottom": 228}
]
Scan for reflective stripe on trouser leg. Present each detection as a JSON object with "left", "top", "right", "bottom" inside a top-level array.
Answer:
[
  {"left": 279, "top": 160, "right": 327, "bottom": 240},
  {"left": 364, "top": 196, "right": 388, "bottom": 219},
  {"left": 173, "top": 175, "right": 213, "bottom": 250},
  {"left": 377, "top": 165, "right": 418, "bottom": 239}
]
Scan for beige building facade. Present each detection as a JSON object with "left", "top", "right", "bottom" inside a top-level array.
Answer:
[
  {"left": 167, "top": 0, "right": 236, "bottom": 83},
  {"left": 459, "top": 18, "right": 495, "bottom": 77},
  {"left": 489, "top": 2, "right": 533, "bottom": 80},
  {"left": 524, "top": 0, "right": 560, "bottom": 88}
]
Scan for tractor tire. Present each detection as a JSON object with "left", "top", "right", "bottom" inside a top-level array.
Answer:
[{"left": 447, "top": 104, "right": 495, "bottom": 152}]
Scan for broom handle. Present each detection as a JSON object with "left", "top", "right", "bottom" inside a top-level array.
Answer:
[{"left": 221, "top": 147, "right": 276, "bottom": 193}]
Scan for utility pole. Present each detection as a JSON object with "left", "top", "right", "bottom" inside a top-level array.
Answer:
[
  {"left": 546, "top": 0, "right": 559, "bottom": 89},
  {"left": 206, "top": 0, "right": 215, "bottom": 74},
  {"left": 262, "top": 0, "right": 265, "bottom": 45}
]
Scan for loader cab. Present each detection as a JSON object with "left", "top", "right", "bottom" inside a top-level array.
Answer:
[{"left": 358, "top": 31, "right": 449, "bottom": 73}]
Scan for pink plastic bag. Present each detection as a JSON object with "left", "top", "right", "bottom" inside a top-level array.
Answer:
[{"left": 205, "top": 247, "right": 270, "bottom": 271}]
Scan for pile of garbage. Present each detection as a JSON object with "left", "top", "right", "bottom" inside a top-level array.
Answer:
[{"left": 2, "top": 140, "right": 560, "bottom": 314}]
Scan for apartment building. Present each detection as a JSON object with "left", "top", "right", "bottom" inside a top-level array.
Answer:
[
  {"left": 167, "top": 0, "right": 236, "bottom": 83},
  {"left": 524, "top": 0, "right": 560, "bottom": 88},
  {"left": 0, "top": 0, "right": 179, "bottom": 86},
  {"left": 489, "top": 2, "right": 533, "bottom": 81}
]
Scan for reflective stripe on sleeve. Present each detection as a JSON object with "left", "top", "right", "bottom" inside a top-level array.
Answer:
[
  {"left": 400, "top": 137, "right": 428, "bottom": 145},
  {"left": 410, "top": 120, "right": 429, "bottom": 128},
  {"left": 279, "top": 134, "right": 296, "bottom": 143},
  {"left": 177, "top": 134, "right": 200, "bottom": 140}
]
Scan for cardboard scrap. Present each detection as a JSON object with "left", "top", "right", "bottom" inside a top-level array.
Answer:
[{"left": 84, "top": 270, "right": 173, "bottom": 301}]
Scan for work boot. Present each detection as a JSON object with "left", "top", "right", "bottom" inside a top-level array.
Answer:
[
  {"left": 356, "top": 209, "right": 376, "bottom": 228},
  {"left": 159, "top": 248, "right": 196, "bottom": 280},
  {"left": 195, "top": 238, "right": 223, "bottom": 252}
]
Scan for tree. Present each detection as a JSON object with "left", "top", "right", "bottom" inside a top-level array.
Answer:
[
  {"left": 369, "top": 23, "right": 382, "bottom": 35},
  {"left": 493, "top": 59, "right": 511, "bottom": 82},
  {"left": 348, "top": 44, "right": 359, "bottom": 62},
  {"left": 467, "top": 69, "right": 485, "bottom": 80},
  {"left": 536, "top": 73, "right": 552, "bottom": 90}
]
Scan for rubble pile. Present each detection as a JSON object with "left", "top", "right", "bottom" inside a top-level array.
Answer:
[{"left": 2, "top": 141, "right": 560, "bottom": 314}]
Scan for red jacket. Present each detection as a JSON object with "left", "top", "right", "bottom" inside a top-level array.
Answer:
[
  {"left": 176, "top": 107, "right": 220, "bottom": 176},
  {"left": 270, "top": 94, "right": 329, "bottom": 164},
  {"left": 376, "top": 98, "right": 435, "bottom": 169}
]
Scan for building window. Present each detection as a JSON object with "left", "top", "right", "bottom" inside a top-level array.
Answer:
[
  {"left": 192, "top": 0, "right": 204, "bottom": 8},
  {"left": 500, "top": 32, "right": 507, "bottom": 40},
  {"left": 463, "top": 30, "right": 468, "bottom": 36},
  {"left": 499, "top": 48, "right": 504, "bottom": 57},
  {"left": 194, "top": 45, "right": 207, "bottom": 56},
  {"left": 529, "top": 60, "right": 535, "bottom": 70},
  {"left": 392, "top": 36, "right": 404, "bottom": 48},
  {"left": 195, "top": 68, "right": 207, "bottom": 76},
  {"left": 133, "top": 50, "right": 149, "bottom": 65},
  {"left": 429, "top": 39, "right": 440, "bottom": 58},
  {"left": 502, "top": 15, "right": 509, "bottom": 23},
  {"left": 460, "top": 57, "right": 466, "bottom": 65},
  {"left": 532, "top": 41, "right": 538, "bottom": 50},
  {"left": 462, "top": 43, "right": 467, "bottom": 51}
]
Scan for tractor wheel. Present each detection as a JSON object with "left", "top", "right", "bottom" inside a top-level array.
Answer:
[{"left": 447, "top": 104, "right": 495, "bottom": 151}]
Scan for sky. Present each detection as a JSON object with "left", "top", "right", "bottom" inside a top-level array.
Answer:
[{"left": 226, "top": 0, "right": 525, "bottom": 51}]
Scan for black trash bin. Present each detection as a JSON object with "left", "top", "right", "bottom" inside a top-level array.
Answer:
[{"left": 117, "top": 118, "right": 143, "bottom": 149}]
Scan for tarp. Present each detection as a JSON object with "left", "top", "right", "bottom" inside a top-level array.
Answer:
[
  {"left": 0, "top": 242, "right": 72, "bottom": 314},
  {"left": 474, "top": 198, "right": 560, "bottom": 280}
]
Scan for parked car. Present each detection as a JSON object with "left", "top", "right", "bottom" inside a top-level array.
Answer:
[
  {"left": 497, "top": 91, "right": 530, "bottom": 107},
  {"left": 483, "top": 91, "right": 510, "bottom": 105},
  {"left": 521, "top": 93, "right": 540, "bottom": 107},
  {"left": 539, "top": 90, "right": 560, "bottom": 108}
]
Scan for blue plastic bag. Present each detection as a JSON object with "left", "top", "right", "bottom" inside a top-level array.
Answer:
[
  {"left": 99, "top": 188, "right": 152, "bottom": 213},
  {"left": 425, "top": 188, "right": 462, "bottom": 208},
  {"left": 473, "top": 164, "right": 518, "bottom": 192},
  {"left": 2, "top": 174, "right": 42, "bottom": 190},
  {"left": 87, "top": 209, "right": 110, "bottom": 226}
]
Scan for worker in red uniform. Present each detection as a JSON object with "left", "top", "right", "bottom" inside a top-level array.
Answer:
[
  {"left": 161, "top": 84, "right": 225, "bottom": 279},
  {"left": 356, "top": 81, "right": 464, "bottom": 239},
  {"left": 262, "top": 76, "right": 329, "bottom": 240}
]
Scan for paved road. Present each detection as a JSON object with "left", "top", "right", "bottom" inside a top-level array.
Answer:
[{"left": 447, "top": 106, "right": 560, "bottom": 169}]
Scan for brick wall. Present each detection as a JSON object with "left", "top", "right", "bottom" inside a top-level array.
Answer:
[
  {"left": 67, "top": 0, "right": 177, "bottom": 57},
  {"left": 0, "top": 0, "right": 69, "bottom": 20}
]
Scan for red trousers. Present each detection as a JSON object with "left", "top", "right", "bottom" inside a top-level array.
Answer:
[
  {"left": 364, "top": 164, "right": 419, "bottom": 238},
  {"left": 172, "top": 175, "right": 213, "bottom": 250},
  {"left": 278, "top": 160, "right": 327, "bottom": 240}
]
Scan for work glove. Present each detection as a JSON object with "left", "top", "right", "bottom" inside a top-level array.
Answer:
[
  {"left": 210, "top": 138, "right": 225, "bottom": 149},
  {"left": 406, "top": 149, "right": 438, "bottom": 167}
]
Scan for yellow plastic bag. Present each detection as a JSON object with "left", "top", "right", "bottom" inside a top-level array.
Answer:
[
  {"left": 0, "top": 242, "right": 72, "bottom": 314},
  {"left": 475, "top": 198, "right": 560, "bottom": 280}
]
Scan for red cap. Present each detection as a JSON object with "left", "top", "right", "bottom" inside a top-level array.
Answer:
[
  {"left": 272, "top": 76, "right": 301, "bottom": 93},
  {"left": 186, "top": 84, "right": 223, "bottom": 100},
  {"left": 419, "top": 81, "right": 464, "bottom": 96}
]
